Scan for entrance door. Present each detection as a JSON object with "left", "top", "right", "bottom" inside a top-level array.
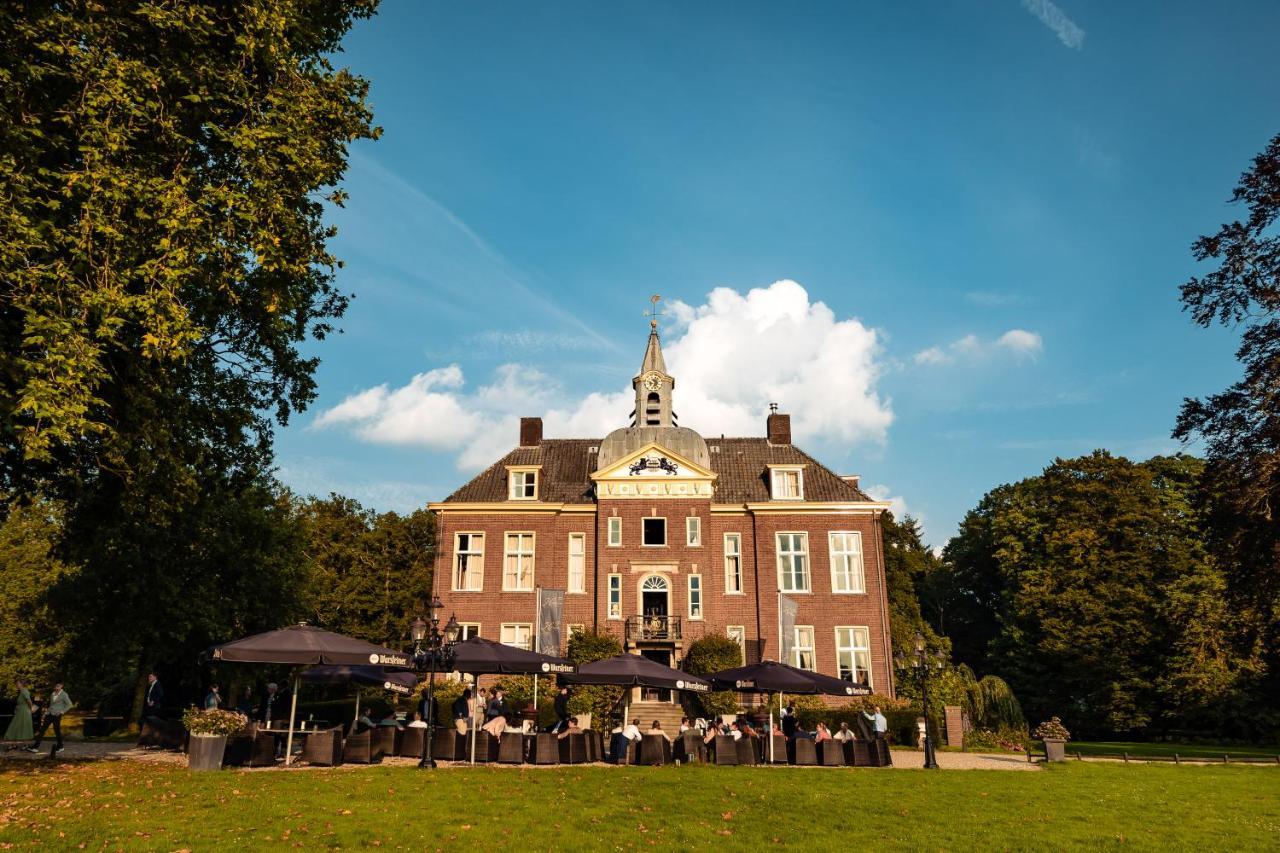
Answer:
[
  {"left": 640, "top": 649, "right": 672, "bottom": 703},
  {"left": 641, "top": 575, "right": 669, "bottom": 620}
]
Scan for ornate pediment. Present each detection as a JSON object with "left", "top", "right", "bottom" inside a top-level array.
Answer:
[{"left": 591, "top": 441, "right": 716, "bottom": 499}]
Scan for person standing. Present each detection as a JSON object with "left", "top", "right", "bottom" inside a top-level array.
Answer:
[
  {"left": 142, "top": 672, "right": 164, "bottom": 725},
  {"left": 3, "top": 679, "right": 34, "bottom": 746},
  {"left": 781, "top": 702, "right": 797, "bottom": 738},
  {"left": 203, "top": 683, "right": 221, "bottom": 710},
  {"left": 235, "top": 686, "right": 254, "bottom": 717},
  {"left": 551, "top": 685, "right": 571, "bottom": 734},
  {"left": 863, "top": 705, "right": 888, "bottom": 740},
  {"left": 451, "top": 688, "right": 473, "bottom": 735},
  {"left": 259, "top": 682, "right": 280, "bottom": 725},
  {"left": 30, "top": 683, "right": 72, "bottom": 756}
]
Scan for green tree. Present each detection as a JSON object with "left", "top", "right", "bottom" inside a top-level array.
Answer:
[
  {"left": 1174, "top": 131, "right": 1280, "bottom": 731},
  {"left": 565, "top": 629, "right": 623, "bottom": 729},
  {"left": 297, "top": 495, "right": 435, "bottom": 648},
  {"left": 682, "top": 633, "right": 743, "bottom": 717}
]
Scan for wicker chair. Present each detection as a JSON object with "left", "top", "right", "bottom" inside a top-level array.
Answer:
[
  {"left": 763, "top": 734, "right": 788, "bottom": 764},
  {"left": 531, "top": 733, "right": 561, "bottom": 765},
  {"left": 674, "top": 731, "right": 706, "bottom": 764},
  {"left": 247, "top": 731, "right": 279, "bottom": 767},
  {"left": 497, "top": 733, "right": 524, "bottom": 764},
  {"left": 343, "top": 730, "right": 383, "bottom": 764},
  {"left": 374, "top": 727, "right": 402, "bottom": 757},
  {"left": 713, "top": 735, "right": 739, "bottom": 766},
  {"left": 818, "top": 739, "right": 845, "bottom": 766},
  {"left": 137, "top": 718, "right": 187, "bottom": 751},
  {"left": 558, "top": 732, "right": 587, "bottom": 764},
  {"left": 640, "top": 734, "right": 671, "bottom": 766},
  {"left": 301, "top": 726, "right": 344, "bottom": 767},
  {"left": 735, "top": 735, "right": 759, "bottom": 766},
  {"left": 876, "top": 737, "right": 892, "bottom": 767},
  {"left": 792, "top": 738, "right": 819, "bottom": 766},
  {"left": 399, "top": 727, "right": 427, "bottom": 760}
]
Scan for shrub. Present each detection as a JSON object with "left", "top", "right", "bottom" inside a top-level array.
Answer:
[
  {"left": 182, "top": 708, "right": 248, "bottom": 736},
  {"left": 566, "top": 629, "right": 624, "bottom": 730},
  {"left": 1033, "top": 717, "right": 1071, "bottom": 741},
  {"left": 965, "top": 675, "right": 1025, "bottom": 730},
  {"left": 683, "top": 633, "right": 745, "bottom": 719},
  {"left": 424, "top": 679, "right": 468, "bottom": 727},
  {"left": 964, "top": 725, "right": 1028, "bottom": 752}
]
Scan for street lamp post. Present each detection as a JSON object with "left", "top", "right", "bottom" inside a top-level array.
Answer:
[
  {"left": 895, "top": 631, "right": 945, "bottom": 770},
  {"left": 410, "top": 597, "right": 461, "bottom": 769}
]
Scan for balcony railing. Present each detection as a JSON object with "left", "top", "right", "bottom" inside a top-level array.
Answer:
[{"left": 626, "top": 615, "right": 681, "bottom": 643}]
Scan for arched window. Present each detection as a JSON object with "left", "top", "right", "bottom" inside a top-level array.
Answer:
[{"left": 642, "top": 575, "right": 669, "bottom": 592}]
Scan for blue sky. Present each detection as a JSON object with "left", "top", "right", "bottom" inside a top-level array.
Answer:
[{"left": 276, "top": 0, "right": 1280, "bottom": 545}]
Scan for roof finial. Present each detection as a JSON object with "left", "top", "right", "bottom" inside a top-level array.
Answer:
[
  {"left": 769, "top": 402, "right": 778, "bottom": 414},
  {"left": 644, "top": 294, "right": 665, "bottom": 332}
]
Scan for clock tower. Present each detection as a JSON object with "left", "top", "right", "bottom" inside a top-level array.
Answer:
[{"left": 632, "top": 297, "right": 676, "bottom": 427}]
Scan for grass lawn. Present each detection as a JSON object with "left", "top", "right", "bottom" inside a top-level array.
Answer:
[
  {"left": 1, "top": 760, "right": 1278, "bottom": 850},
  {"left": 1069, "top": 741, "right": 1280, "bottom": 760}
]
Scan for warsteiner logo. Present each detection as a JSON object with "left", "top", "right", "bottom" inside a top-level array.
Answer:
[
  {"left": 542, "top": 662, "right": 574, "bottom": 674},
  {"left": 541, "top": 662, "right": 550, "bottom": 673},
  {"left": 368, "top": 652, "right": 410, "bottom": 667},
  {"left": 368, "top": 653, "right": 379, "bottom": 664}
]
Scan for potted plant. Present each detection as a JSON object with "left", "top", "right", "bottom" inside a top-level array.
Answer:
[
  {"left": 1032, "top": 716, "right": 1070, "bottom": 762},
  {"left": 183, "top": 708, "right": 248, "bottom": 771}
]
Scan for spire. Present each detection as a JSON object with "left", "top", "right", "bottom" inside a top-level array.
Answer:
[{"left": 632, "top": 295, "right": 675, "bottom": 427}]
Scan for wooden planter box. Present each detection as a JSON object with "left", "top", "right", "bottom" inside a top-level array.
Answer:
[
  {"left": 188, "top": 734, "right": 227, "bottom": 771},
  {"left": 1042, "top": 738, "right": 1067, "bottom": 762}
]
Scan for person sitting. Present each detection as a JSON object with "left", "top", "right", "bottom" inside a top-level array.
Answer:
[
  {"left": 649, "top": 720, "right": 670, "bottom": 742},
  {"left": 727, "top": 721, "right": 743, "bottom": 742},
  {"left": 452, "top": 688, "right": 473, "bottom": 735},
  {"left": 738, "top": 720, "right": 758, "bottom": 739},
  {"left": 833, "top": 721, "right": 854, "bottom": 741},
  {"left": 379, "top": 712, "right": 403, "bottom": 730},
  {"left": 678, "top": 716, "right": 692, "bottom": 734},
  {"left": 407, "top": 712, "right": 430, "bottom": 729},
  {"left": 815, "top": 722, "right": 832, "bottom": 743},
  {"left": 355, "top": 711, "right": 375, "bottom": 732},
  {"left": 622, "top": 718, "right": 642, "bottom": 742},
  {"left": 702, "top": 721, "right": 721, "bottom": 745},
  {"left": 557, "top": 716, "right": 581, "bottom": 740},
  {"left": 482, "top": 688, "right": 510, "bottom": 740}
]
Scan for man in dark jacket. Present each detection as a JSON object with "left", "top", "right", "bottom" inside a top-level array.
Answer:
[
  {"left": 781, "top": 702, "right": 798, "bottom": 738},
  {"left": 142, "top": 673, "right": 165, "bottom": 726},
  {"left": 551, "top": 685, "right": 571, "bottom": 733}
]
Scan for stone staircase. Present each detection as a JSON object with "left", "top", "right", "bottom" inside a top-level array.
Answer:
[{"left": 628, "top": 700, "right": 686, "bottom": 733}]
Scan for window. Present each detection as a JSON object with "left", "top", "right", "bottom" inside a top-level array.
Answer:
[
  {"left": 835, "top": 627, "right": 872, "bottom": 687},
  {"left": 829, "top": 532, "right": 866, "bottom": 594},
  {"left": 500, "top": 623, "right": 532, "bottom": 650},
  {"left": 607, "top": 516, "right": 622, "bottom": 547},
  {"left": 453, "top": 532, "right": 484, "bottom": 591},
  {"left": 726, "top": 626, "right": 747, "bottom": 664},
  {"left": 724, "top": 533, "right": 743, "bottom": 594},
  {"left": 508, "top": 469, "right": 537, "bottom": 500},
  {"left": 686, "top": 517, "right": 701, "bottom": 547},
  {"left": 607, "top": 574, "right": 622, "bottom": 619},
  {"left": 642, "top": 517, "right": 666, "bottom": 546},
  {"left": 567, "top": 533, "right": 586, "bottom": 594},
  {"left": 770, "top": 467, "right": 803, "bottom": 500},
  {"left": 503, "top": 532, "right": 535, "bottom": 591},
  {"left": 456, "top": 622, "right": 481, "bottom": 641},
  {"left": 793, "top": 625, "right": 816, "bottom": 671},
  {"left": 777, "top": 532, "right": 811, "bottom": 592},
  {"left": 688, "top": 574, "right": 703, "bottom": 620}
]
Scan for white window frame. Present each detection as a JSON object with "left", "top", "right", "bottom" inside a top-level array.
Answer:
[
  {"left": 793, "top": 625, "right": 816, "bottom": 671},
  {"left": 500, "top": 623, "right": 532, "bottom": 650},
  {"left": 686, "top": 516, "right": 702, "bottom": 547},
  {"left": 724, "top": 533, "right": 743, "bottom": 594},
  {"left": 835, "top": 626, "right": 872, "bottom": 689},
  {"left": 776, "top": 532, "right": 811, "bottom": 593},
  {"left": 452, "top": 532, "right": 485, "bottom": 592},
  {"left": 607, "top": 516, "right": 622, "bottom": 547},
  {"left": 567, "top": 533, "right": 586, "bottom": 594},
  {"left": 828, "top": 531, "right": 866, "bottom": 594},
  {"left": 769, "top": 466, "right": 804, "bottom": 500},
  {"left": 607, "top": 573, "right": 622, "bottom": 620},
  {"left": 503, "top": 531, "right": 536, "bottom": 592},
  {"left": 642, "top": 516, "right": 667, "bottom": 547},
  {"left": 688, "top": 574, "right": 703, "bottom": 620},
  {"left": 507, "top": 467, "right": 539, "bottom": 501},
  {"left": 726, "top": 625, "right": 747, "bottom": 664}
]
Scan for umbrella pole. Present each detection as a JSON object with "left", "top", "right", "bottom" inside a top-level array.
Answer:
[
  {"left": 284, "top": 673, "right": 300, "bottom": 766},
  {"left": 769, "top": 692, "right": 775, "bottom": 765},
  {"left": 353, "top": 693, "right": 360, "bottom": 727}
]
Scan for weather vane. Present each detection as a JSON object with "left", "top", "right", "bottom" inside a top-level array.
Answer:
[{"left": 644, "top": 294, "right": 666, "bottom": 331}]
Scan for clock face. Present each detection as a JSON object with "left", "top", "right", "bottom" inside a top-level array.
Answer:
[{"left": 644, "top": 374, "right": 663, "bottom": 392}]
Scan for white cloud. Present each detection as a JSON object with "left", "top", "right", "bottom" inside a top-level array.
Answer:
[
  {"left": 1020, "top": 0, "right": 1085, "bottom": 50},
  {"left": 996, "top": 329, "right": 1043, "bottom": 355},
  {"left": 314, "top": 280, "right": 894, "bottom": 470},
  {"left": 912, "top": 329, "right": 1043, "bottom": 366}
]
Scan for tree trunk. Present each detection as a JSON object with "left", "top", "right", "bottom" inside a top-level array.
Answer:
[{"left": 127, "top": 671, "right": 147, "bottom": 733}]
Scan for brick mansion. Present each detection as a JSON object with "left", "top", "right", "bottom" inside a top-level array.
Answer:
[{"left": 430, "top": 313, "right": 896, "bottom": 698}]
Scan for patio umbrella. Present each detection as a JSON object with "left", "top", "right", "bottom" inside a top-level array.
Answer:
[
  {"left": 562, "top": 654, "right": 711, "bottom": 746},
  {"left": 205, "top": 624, "right": 412, "bottom": 764},
  {"left": 301, "top": 665, "right": 419, "bottom": 724},
  {"left": 449, "top": 637, "right": 575, "bottom": 764},
  {"left": 707, "top": 660, "right": 872, "bottom": 763}
]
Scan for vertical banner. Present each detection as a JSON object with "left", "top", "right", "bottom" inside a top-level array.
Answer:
[
  {"left": 778, "top": 593, "right": 798, "bottom": 666},
  {"left": 538, "top": 588, "right": 566, "bottom": 656}
]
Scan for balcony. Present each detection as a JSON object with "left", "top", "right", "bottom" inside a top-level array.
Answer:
[{"left": 625, "top": 615, "right": 681, "bottom": 643}]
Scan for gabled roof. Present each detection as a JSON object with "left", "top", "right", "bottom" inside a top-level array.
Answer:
[{"left": 441, "top": 437, "right": 873, "bottom": 504}]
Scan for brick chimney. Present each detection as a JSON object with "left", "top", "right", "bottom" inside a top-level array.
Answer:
[
  {"left": 766, "top": 409, "right": 791, "bottom": 445},
  {"left": 519, "top": 417, "right": 543, "bottom": 447}
]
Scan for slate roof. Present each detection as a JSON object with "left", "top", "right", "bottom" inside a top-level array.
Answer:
[{"left": 441, "top": 438, "right": 873, "bottom": 504}]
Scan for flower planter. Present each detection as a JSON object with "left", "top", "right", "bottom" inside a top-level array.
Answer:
[
  {"left": 188, "top": 733, "right": 228, "bottom": 771},
  {"left": 1042, "top": 737, "right": 1066, "bottom": 762}
]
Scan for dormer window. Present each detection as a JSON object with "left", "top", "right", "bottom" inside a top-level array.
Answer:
[
  {"left": 769, "top": 465, "right": 805, "bottom": 500},
  {"left": 507, "top": 467, "right": 539, "bottom": 500}
]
